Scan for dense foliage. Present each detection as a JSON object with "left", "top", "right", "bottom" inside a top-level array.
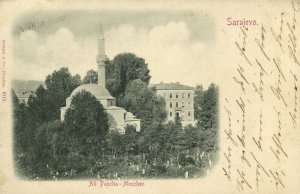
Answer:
[
  {"left": 82, "top": 69, "right": 98, "bottom": 84},
  {"left": 26, "top": 67, "right": 81, "bottom": 124},
  {"left": 195, "top": 83, "right": 218, "bottom": 130},
  {"left": 106, "top": 53, "right": 151, "bottom": 98},
  {"left": 13, "top": 53, "right": 218, "bottom": 180}
]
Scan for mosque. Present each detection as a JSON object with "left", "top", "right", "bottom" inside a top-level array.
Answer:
[{"left": 60, "top": 25, "right": 141, "bottom": 133}]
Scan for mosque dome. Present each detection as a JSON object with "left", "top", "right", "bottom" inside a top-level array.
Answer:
[{"left": 69, "top": 84, "right": 114, "bottom": 100}]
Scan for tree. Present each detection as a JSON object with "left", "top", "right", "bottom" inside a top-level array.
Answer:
[
  {"left": 45, "top": 67, "right": 81, "bottom": 120},
  {"left": 194, "top": 85, "right": 204, "bottom": 123},
  {"left": 13, "top": 89, "right": 40, "bottom": 178},
  {"left": 82, "top": 69, "right": 98, "bottom": 84},
  {"left": 114, "top": 80, "right": 167, "bottom": 158},
  {"left": 119, "top": 79, "right": 166, "bottom": 131},
  {"left": 13, "top": 89, "right": 27, "bottom": 176},
  {"left": 183, "top": 125, "right": 202, "bottom": 149},
  {"left": 65, "top": 91, "right": 109, "bottom": 138},
  {"left": 196, "top": 83, "right": 218, "bottom": 130},
  {"left": 106, "top": 131, "right": 124, "bottom": 157},
  {"left": 64, "top": 91, "right": 109, "bottom": 174},
  {"left": 156, "top": 122, "right": 182, "bottom": 162},
  {"left": 33, "top": 120, "right": 65, "bottom": 178},
  {"left": 106, "top": 53, "right": 151, "bottom": 98},
  {"left": 27, "top": 85, "right": 53, "bottom": 124},
  {"left": 192, "top": 83, "right": 219, "bottom": 165},
  {"left": 124, "top": 125, "right": 139, "bottom": 156},
  {"left": 22, "top": 68, "right": 81, "bottom": 125},
  {"left": 13, "top": 68, "right": 81, "bottom": 178}
]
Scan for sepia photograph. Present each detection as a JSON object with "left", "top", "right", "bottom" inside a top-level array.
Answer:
[{"left": 11, "top": 11, "right": 219, "bottom": 180}]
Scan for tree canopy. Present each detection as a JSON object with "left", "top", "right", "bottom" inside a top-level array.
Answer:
[
  {"left": 82, "top": 69, "right": 98, "bottom": 84},
  {"left": 27, "top": 85, "right": 53, "bottom": 123},
  {"left": 45, "top": 67, "right": 81, "bottom": 120},
  {"left": 24, "top": 68, "right": 81, "bottom": 124},
  {"left": 64, "top": 90, "right": 109, "bottom": 138},
  {"left": 63, "top": 91, "right": 109, "bottom": 175},
  {"left": 119, "top": 79, "right": 166, "bottom": 131},
  {"left": 106, "top": 53, "right": 151, "bottom": 98},
  {"left": 194, "top": 83, "right": 218, "bottom": 130},
  {"left": 194, "top": 85, "right": 204, "bottom": 122},
  {"left": 45, "top": 67, "right": 81, "bottom": 95}
]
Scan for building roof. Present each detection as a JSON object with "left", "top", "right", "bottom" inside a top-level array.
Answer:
[
  {"left": 151, "top": 82, "right": 194, "bottom": 90},
  {"left": 106, "top": 106, "right": 125, "bottom": 110},
  {"left": 12, "top": 80, "right": 45, "bottom": 93},
  {"left": 69, "top": 83, "right": 114, "bottom": 100},
  {"left": 12, "top": 80, "right": 45, "bottom": 101}
]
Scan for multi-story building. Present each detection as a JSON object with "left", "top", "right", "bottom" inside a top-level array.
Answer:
[
  {"left": 12, "top": 80, "right": 44, "bottom": 104},
  {"left": 152, "top": 82, "right": 195, "bottom": 126}
]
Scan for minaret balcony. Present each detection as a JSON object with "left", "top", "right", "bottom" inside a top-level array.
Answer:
[{"left": 96, "top": 54, "right": 108, "bottom": 63}]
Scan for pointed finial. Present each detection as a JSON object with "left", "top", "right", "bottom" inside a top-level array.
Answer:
[{"left": 99, "top": 22, "right": 104, "bottom": 39}]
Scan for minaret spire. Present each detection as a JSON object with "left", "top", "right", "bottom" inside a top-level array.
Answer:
[
  {"left": 98, "top": 22, "right": 105, "bottom": 56},
  {"left": 99, "top": 22, "right": 104, "bottom": 40},
  {"left": 96, "top": 22, "right": 108, "bottom": 87}
]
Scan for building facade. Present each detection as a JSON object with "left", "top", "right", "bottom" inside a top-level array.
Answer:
[
  {"left": 152, "top": 82, "right": 195, "bottom": 126},
  {"left": 12, "top": 80, "right": 44, "bottom": 104},
  {"left": 60, "top": 25, "right": 140, "bottom": 133}
]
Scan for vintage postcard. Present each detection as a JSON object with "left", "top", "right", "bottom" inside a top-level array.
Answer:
[{"left": 0, "top": 0, "right": 300, "bottom": 193}]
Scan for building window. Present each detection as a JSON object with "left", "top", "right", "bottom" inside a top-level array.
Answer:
[
  {"left": 170, "top": 112, "right": 172, "bottom": 117},
  {"left": 182, "top": 93, "right": 185, "bottom": 98},
  {"left": 175, "top": 112, "right": 180, "bottom": 120},
  {"left": 170, "top": 102, "right": 172, "bottom": 108},
  {"left": 188, "top": 102, "right": 191, "bottom": 108},
  {"left": 176, "top": 102, "right": 178, "bottom": 107},
  {"left": 170, "top": 93, "right": 172, "bottom": 98},
  {"left": 188, "top": 112, "right": 191, "bottom": 117},
  {"left": 188, "top": 93, "right": 191, "bottom": 98},
  {"left": 176, "top": 93, "right": 178, "bottom": 98},
  {"left": 182, "top": 102, "right": 185, "bottom": 107}
]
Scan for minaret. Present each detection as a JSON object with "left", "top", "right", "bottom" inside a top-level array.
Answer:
[{"left": 96, "top": 23, "right": 108, "bottom": 87}]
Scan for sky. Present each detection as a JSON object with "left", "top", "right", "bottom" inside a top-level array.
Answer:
[{"left": 12, "top": 10, "right": 217, "bottom": 88}]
